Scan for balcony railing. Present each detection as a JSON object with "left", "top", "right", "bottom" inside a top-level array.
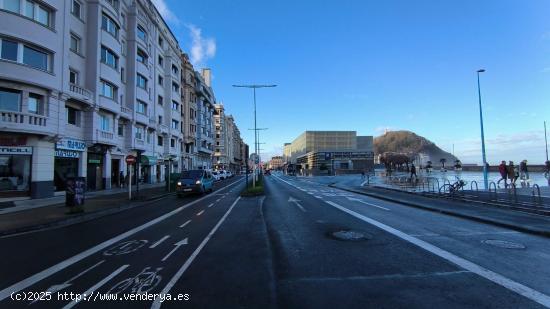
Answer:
[
  {"left": 96, "top": 129, "right": 115, "bottom": 144},
  {"left": 69, "top": 84, "right": 92, "bottom": 100},
  {"left": 1, "top": 111, "right": 47, "bottom": 127},
  {"left": 159, "top": 124, "right": 169, "bottom": 134},
  {"left": 120, "top": 105, "right": 132, "bottom": 115},
  {"left": 149, "top": 118, "right": 156, "bottom": 126}
]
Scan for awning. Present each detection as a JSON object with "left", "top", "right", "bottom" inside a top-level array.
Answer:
[{"left": 140, "top": 155, "right": 157, "bottom": 165}]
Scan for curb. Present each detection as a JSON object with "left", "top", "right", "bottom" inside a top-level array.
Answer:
[
  {"left": 329, "top": 184, "right": 550, "bottom": 238},
  {"left": 0, "top": 192, "right": 174, "bottom": 237}
]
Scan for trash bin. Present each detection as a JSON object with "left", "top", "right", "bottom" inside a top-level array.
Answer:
[{"left": 66, "top": 177, "right": 85, "bottom": 209}]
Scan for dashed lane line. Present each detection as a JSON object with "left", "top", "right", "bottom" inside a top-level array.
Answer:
[
  {"left": 179, "top": 220, "right": 192, "bottom": 228},
  {"left": 196, "top": 210, "right": 205, "bottom": 216},
  {"left": 149, "top": 235, "right": 170, "bottom": 248}
]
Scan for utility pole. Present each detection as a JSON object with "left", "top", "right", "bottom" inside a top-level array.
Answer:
[
  {"left": 545, "top": 121, "right": 548, "bottom": 162},
  {"left": 476, "top": 69, "right": 488, "bottom": 190},
  {"left": 233, "top": 84, "right": 277, "bottom": 188}
]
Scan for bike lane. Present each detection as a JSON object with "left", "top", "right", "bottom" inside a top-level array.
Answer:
[{"left": 1, "top": 179, "right": 245, "bottom": 309}]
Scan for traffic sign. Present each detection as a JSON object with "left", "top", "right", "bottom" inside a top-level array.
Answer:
[{"left": 126, "top": 155, "right": 136, "bottom": 164}]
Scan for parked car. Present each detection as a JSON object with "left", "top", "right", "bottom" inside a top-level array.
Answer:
[
  {"left": 226, "top": 171, "right": 233, "bottom": 178},
  {"left": 176, "top": 170, "right": 214, "bottom": 197},
  {"left": 219, "top": 170, "right": 229, "bottom": 180},
  {"left": 211, "top": 171, "right": 221, "bottom": 181}
]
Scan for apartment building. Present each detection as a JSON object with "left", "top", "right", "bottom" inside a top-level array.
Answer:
[
  {"left": 0, "top": 0, "right": 183, "bottom": 198},
  {"left": 180, "top": 53, "right": 198, "bottom": 170},
  {"left": 194, "top": 68, "right": 214, "bottom": 170}
]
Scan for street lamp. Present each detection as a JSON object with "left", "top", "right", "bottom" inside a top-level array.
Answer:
[
  {"left": 232, "top": 84, "right": 277, "bottom": 188},
  {"left": 477, "top": 69, "right": 488, "bottom": 190}
]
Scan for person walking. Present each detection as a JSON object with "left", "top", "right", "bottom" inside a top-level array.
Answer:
[
  {"left": 497, "top": 161, "right": 508, "bottom": 187},
  {"left": 410, "top": 163, "right": 417, "bottom": 181},
  {"left": 519, "top": 160, "right": 530, "bottom": 188},
  {"left": 119, "top": 171, "right": 125, "bottom": 188},
  {"left": 507, "top": 161, "right": 517, "bottom": 186}
]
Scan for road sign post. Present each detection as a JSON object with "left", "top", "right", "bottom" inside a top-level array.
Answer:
[{"left": 126, "top": 155, "right": 136, "bottom": 200}]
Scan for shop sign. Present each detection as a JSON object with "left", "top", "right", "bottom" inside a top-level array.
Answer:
[
  {"left": 0, "top": 146, "right": 33, "bottom": 155},
  {"left": 88, "top": 159, "right": 101, "bottom": 164},
  {"left": 56, "top": 138, "right": 86, "bottom": 151},
  {"left": 55, "top": 150, "right": 80, "bottom": 158}
]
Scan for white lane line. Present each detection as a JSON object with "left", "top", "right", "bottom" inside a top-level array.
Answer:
[
  {"left": 207, "top": 203, "right": 214, "bottom": 208},
  {"left": 324, "top": 201, "right": 550, "bottom": 308},
  {"left": 152, "top": 197, "right": 242, "bottom": 309},
  {"left": 360, "top": 180, "right": 368, "bottom": 186},
  {"left": 216, "top": 199, "right": 221, "bottom": 202},
  {"left": 0, "top": 179, "right": 244, "bottom": 301},
  {"left": 150, "top": 235, "right": 170, "bottom": 248},
  {"left": 196, "top": 210, "right": 205, "bottom": 216},
  {"left": 179, "top": 220, "right": 192, "bottom": 228},
  {"left": 314, "top": 196, "right": 323, "bottom": 199},
  {"left": 346, "top": 197, "right": 390, "bottom": 211},
  {"left": 295, "top": 203, "right": 306, "bottom": 212},
  {"left": 62, "top": 264, "right": 129, "bottom": 309}
]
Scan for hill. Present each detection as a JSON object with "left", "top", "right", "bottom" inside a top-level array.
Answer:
[{"left": 374, "top": 130, "right": 458, "bottom": 164}]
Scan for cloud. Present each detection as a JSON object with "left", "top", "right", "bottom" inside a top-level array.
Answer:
[
  {"left": 151, "top": 0, "right": 179, "bottom": 25},
  {"left": 187, "top": 24, "right": 216, "bottom": 67}
]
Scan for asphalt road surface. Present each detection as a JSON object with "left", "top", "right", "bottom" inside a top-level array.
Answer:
[{"left": 0, "top": 173, "right": 549, "bottom": 308}]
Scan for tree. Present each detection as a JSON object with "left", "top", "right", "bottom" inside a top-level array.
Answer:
[{"left": 440, "top": 158, "right": 447, "bottom": 169}]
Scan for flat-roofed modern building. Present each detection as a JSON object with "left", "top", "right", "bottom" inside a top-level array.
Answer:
[{"left": 283, "top": 131, "right": 374, "bottom": 175}]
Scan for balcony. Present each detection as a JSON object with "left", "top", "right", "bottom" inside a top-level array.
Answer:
[
  {"left": 95, "top": 129, "right": 117, "bottom": 145},
  {"left": 0, "top": 111, "right": 55, "bottom": 136},
  {"left": 159, "top": 124, "right": 169, "bottom": 135},
  {"left": 120, "top": 105, "right": 132, "bottom": 119},
  {"left": 68, "top": 84, "right": 94, "bottom": 104},
  {"left": 149, "top": 117, "right": 156, "bottom": 126},
  {"left": 133, "top": 138, "right": 147, "bottom": 151}
]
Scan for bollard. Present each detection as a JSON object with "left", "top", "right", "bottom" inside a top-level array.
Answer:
[
  {"left": 470, "top": 180, "right": 478, "bottom": 192},
  {"left": 532, "top": 184, "right": 541, "bottom": 205}
]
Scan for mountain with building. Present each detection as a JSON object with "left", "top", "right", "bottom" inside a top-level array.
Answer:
[{"left": 374, "top": 130, "right": 458, "bottom": 164}]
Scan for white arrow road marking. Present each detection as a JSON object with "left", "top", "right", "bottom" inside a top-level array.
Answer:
[
  {"left": 62, "top": 264, "right": 128, "bottom": 309},
  {"left": 0, "top": 179, "right": 244, "bottom": 302},
  {"left": 152, "top": 197, "right": 241, "bottom": 309},
  {"left": 324, "top": 200, "right": 550, "bottom": 308},
  {"left": 207, "top": 203, "right": 214, "bottom": 208},
  {"left": 150, "top": 235, "right": 170, "bottom": 248},
  {"left": 196, "top": 210, "right": 205, "bottom": 216},
  {"left": 31, "top": 260, "right": 106, "bottom": 304},
  {"left": 179, "top": 220, "right": 191, "bottom": 228},
  {"left": 161, "top": 238, "right": 189, "bottom": 262},
  {"left": 346, "top": 197, "right": 390, "bottom": 211},
  {"left": 288, "top": 196, "right": 306, "bottom": 212}
]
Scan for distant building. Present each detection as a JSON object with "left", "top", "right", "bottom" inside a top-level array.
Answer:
[
  {"left": 269, "top": 156, "right": 284, "bottom": 170},
  {"left": 283, "top": 131, "right": 374, "bottom": 175}
]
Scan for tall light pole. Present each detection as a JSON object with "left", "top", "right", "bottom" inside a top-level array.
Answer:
[
  {"left": 477, "top": 69, "right": 488, "bottom": 190},
  {"left": 545, "top": 121, "right": 548, "bottom": 162},
  {"left": 233, "top": 84, "right": 277, "bottom": 188}
]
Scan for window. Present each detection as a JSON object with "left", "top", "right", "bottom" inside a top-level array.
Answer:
[
  {"left": 171, "top": 101, "right": 178, "bottom": 110},
  {"left": 136, "top": 100, "right": 146, "bottom": 114},
  {"left": 106, "top": 0, "right": 119, "bottom": 11},
  {"left": 158, "top": 56, "right": 163, "bottom": 66},
  {"left": 70, "top": 34, "right": 80, "bottom": 53},
  {"left": 120, "top": 67, "right": 125, "bottom": 83},
  {"left": 158, "top": 115, "right": 162, "bottom": 124},
  {"left": 69, "top": 69, "right": 78, "bottom": 84},
  {"left": 100, "top": 114, "right": 111, "bottom": 131},
  {"left": 171, "top": 138, "right": 175, "bottom": 148},
  {"left": 1, "top": 39, "right": 18, "bottom": 61},
  {"left": 0, "top": 88, "right": 21, "bottom": 112},
  {"left": 23, "top": 45, "right": 48, "bottom": 71},
  {"left": 20, "top": 1, "right": 52, "bottom": 27},
  {"left": 172, "top": 82, "right": 179, "bottom": 93},
  {"left": 157, "top": 136, "right": 163, "bottom": 146},
  {"left": 66, "top": 106, "right": 80, "bottom": 126},
  {"left": 171, "top": 120, "right": 178, "bottom": 129},
  {"left": 28, "top": 93, "right": 42, "bottom": 114},
  {"left": 136, "top": 74, "right": 147, "bottom": 89},
  {"left": 158, "top": 36, "right": 163, "bottom": 47},
  {"left": 146, "top": 131, "right": 151, "bottom": 143},
  {"left": 135, "top": 126, "right": 144, "bottom": 139},
  {"left": 157, "top": 95, "right": 163, "bottom": 105},
  {"left": 136, "top": 49, "right": 147, "bottom": 64},
  {"left": 71, "top": 1, "right": 81, "bottom": 19},
  {"left": 3, "top": 0, "right": 20, "bottom": 13},
  {"left": 101, "top": 14, "right": 118, "bottom": 38},
  {"left": 172, "top": 65, "right": 178, "bottom": 75},
  {"left": 137, "top": 25, "right": 147, "bottom": 41},
  {"left": 101, "top": 46, "right": 118, "bottom": 69},
  {"left": 120, "top": 12, "right": 125, "bottom": 28},
  {"left": 158, "top": 75, "right": 163, "bottom": 86},
  {"left": 117, "top": 123, "right": 124, "bottom": 136},
  {"left": 100, "top": 80, "right": 117, "bottom": 100}
]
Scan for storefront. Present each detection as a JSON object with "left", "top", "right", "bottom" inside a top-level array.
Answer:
[
  {"left": 0, "top": 146, "right": 32, "bottom": 197},
  {"left": 140, "top": 155, "right": 157, "bottom": 183},
  {"left": 87, "top": 153, "right": 103, "bottom": 191},
  {"left": 54, "top": 138, "right": 86, "bottom": 191}
]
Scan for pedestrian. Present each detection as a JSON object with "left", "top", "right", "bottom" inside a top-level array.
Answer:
[
  {"left": 119, "top": 171, "right": 125, "bottom": 188},
  {"left": 497, "top": 160, "right": 508, "bottom": 187},
  {"left": 545, "top": 160, "right": 550, "bottom": 186},
  {"left": 519, "top": 160, "right": 530, "bottom": 187},
  {"left": 410, "top": 163, "right": 417, "bottom": 180},
  {"left": 361, "top": 171, "right": 365, "bottom": 180},
  {"left": 507, "top": 161, "right": 517, "bottom": 186}
]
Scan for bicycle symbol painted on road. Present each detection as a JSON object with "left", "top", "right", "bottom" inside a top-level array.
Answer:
[
  {"left": 108, "top": 266, "right": 163, "bottom": 294},
  {"left": 103, "top": 240, "right": 148, "bottom": 256}
]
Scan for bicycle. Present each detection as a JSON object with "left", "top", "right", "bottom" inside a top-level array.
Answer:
[
  {"left": 108, "top": 267, "right": 162, "bottom": 295},
  {"left": 439, "top": 177, "right": 467, "bottom": 194}
]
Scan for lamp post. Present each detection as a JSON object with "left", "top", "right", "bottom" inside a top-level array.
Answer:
[
  {"left": 233, "top": 84, "right": 277, "bottom": 188},
  {"left": 477, "top": 69, "right": 488, "bottom": 190},
  {"left": 545, "top": 121, "right": 548, "bottom": 162}
]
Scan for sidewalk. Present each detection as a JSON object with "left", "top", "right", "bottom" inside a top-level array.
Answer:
[
  {"left": 0, "top": 184, "right": 172, "bottom": 236},
  {"left": 331, "top": 184, "right": 550, "bottom": 238}
]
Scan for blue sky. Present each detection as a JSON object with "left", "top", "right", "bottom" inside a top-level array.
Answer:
[{"left": 154, "top": 0, "right": 550, "bottom": 164}]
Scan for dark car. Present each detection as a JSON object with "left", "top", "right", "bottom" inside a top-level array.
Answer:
[{"left": 176, "top": 170, "right": 214, "bottom": 197}]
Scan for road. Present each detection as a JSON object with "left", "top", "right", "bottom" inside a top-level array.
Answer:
[{"left": 0, "top": 173, "right": 549, "bottom": 308}]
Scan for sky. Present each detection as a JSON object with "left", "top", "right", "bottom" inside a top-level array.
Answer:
[{"left": 153, "top": 0, "right": 550, "bottom": 165}]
